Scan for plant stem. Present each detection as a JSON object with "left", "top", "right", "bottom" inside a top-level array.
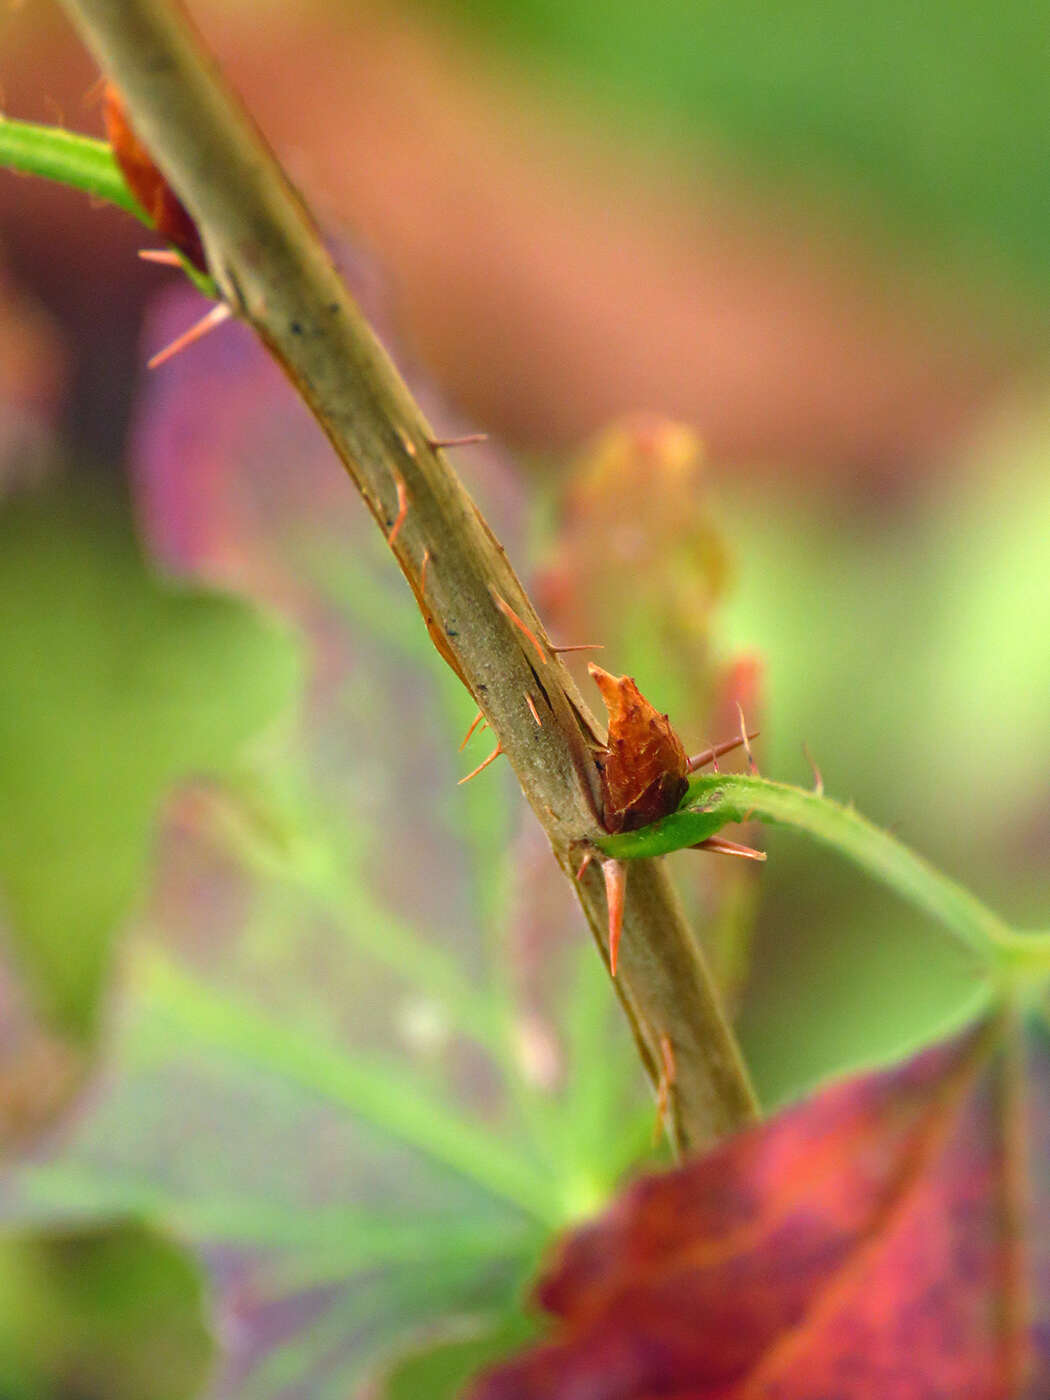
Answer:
[
  {"left": 54, "top": 0, "right": 757, "bottom": 1149},
  {"left": 0, "top": 117, "right": 143, "bottom": 217},
  {"left": 629, "top": 773, "right": 1041, "bottom": 969}
]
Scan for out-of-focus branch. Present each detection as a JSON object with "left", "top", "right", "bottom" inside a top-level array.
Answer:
[{"left": 57, "top": 0, "right": 757, "bottom": 1148}]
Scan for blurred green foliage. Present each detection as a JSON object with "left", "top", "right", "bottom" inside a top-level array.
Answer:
[
  {"left": 382, "top": 1313, "right": 540, "bottom": 1400},
  {"left": 720, "top": 421, "right": 1050, "bottom": 1103},
  {"left": 418, "top": 0, "right": 1050, "bottom": 294},
  {"left": 0, "top": 461, "right": 651, "bottom": 1395},
  {"left": 0, "top": 1221, "right": 214, "bottom": 1400},
  {"left": 0, "top": 487, "right": 300, "bottom": 1039}
]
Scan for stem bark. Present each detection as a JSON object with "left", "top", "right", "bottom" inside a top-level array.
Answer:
[{"left": 57, "top": 0, "right": 758, "bottom": 1148}]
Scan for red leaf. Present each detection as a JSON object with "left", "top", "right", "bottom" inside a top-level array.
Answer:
[
  {"left": 469, "top": 1013, "right": 1050, "bottom": 1399},
  {"left": 590, "top": 664, "right": 689, "bottom": 833},
  {"left": 102, "top": 83, "right": 208, "bottom": 274}
]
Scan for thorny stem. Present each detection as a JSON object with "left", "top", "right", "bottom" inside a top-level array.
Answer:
[{"left": 52, "top": 0, "right": 757, "bottom": 1148}]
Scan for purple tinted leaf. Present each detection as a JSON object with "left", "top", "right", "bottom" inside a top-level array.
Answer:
[{"left": 0, "top": 250, "right": 559, "bottom": 1393}]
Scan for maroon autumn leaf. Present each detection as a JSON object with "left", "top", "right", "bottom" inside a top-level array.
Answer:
[
  {"left": 103, "top": 83, "right": 208, "bottom": 274},
  {"left": 469, "top": 1011, "right": 1050, "bottom": 1399}
]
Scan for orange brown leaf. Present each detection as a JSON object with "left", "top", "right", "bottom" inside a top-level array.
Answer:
[
  {"left": 469, "top": 1012, "right": 1050, "bottom": 1399},
  {"left": 589, "top": 664, "right": 688, "bottom": 833},
  {"left": 103, "top": 83, "right": 207, "bottom": 274}
]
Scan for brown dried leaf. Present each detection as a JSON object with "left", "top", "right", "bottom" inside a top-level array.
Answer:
[
  {"left": 589, "top": 664, "right": 688, "bottom": 833},
  {"left": 102, "top": 83, "right": 208, "bottom": 274}
]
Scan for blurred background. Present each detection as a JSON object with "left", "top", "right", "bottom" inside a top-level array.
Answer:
[{"left": 1, "top": 0, "right": 1048, "bottom": 1395}]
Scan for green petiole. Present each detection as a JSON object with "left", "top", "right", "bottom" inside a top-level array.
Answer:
[
  {"left": 0, "top": 118, "right": 144, "bottom": 218},
  {"left": 0, "top": 116, "right": 218, "bottom": 299},
  {"left": 594, "top": 771, "right": 1050, "bottom": 977},
  {"left": 592, "top": 774, "right": 738, "bottom": 862}
]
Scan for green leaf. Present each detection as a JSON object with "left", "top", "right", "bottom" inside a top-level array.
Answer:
[
  {"left": 0, "top": 302, "right": 656, "bottom": 1394},
  {"left": 0, "top": 486, "right": 300, "bottom": 1038},
  {"left": 138, "top": 951, "right": 563, "bottom": 1226},
  {"left": 0, "top": 1220, "right": 214, "bottom": 1400},
  {"left": 739, "top": 897, "right": 991, "bottom": 1110}
]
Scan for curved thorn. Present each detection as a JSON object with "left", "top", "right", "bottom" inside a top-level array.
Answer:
[
  {"left": 458, "top": 741, "right": 503, "bottom": 785},
  {"left": 602, "top": 858, "right": 627, "bottom": 976},
  {"left": 491, "top": 589, "right": 547, "bottom": 666},
  {"left": 459, "top": 707, "right": 485, "bottom": 752}
]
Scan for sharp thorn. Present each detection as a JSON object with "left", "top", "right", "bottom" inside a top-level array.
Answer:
[
  {"left": 602, "top": 858, "right": 627, "bottom": 976},
  {"left": 524, "top": 692, "right": 542, "bottom": 727},
  {"left": 692, "top": 836, "right": 767, "bottom": 861},
  {"left": 138, "top": 248, "right": 184, "bottom": 267},
  {"left": 576, "top": 849, "right": 595, "bottom": 882},
  {"left": 458, "top": 740, "right": 503, "bottom": 784},
  {"left": 736, "top": 701, "right": 758, "bottom": 773},
  {"left": 427, "top": 432, "right": 489, "bottom": 449},
  {"left": 147, "top": 302, "right": 231, "bottom": 369},
  {"left": 549, "top": 642, "right": 604, "bottom": 654},
  {"left": 490, "top": 589, "right": 547, "bottom": 666},
  {"left": 686, "top": 730, "right": 760, "bottom": 774},
  {"left": 459, "top": 707, "right": 486, "bottom": 751}
]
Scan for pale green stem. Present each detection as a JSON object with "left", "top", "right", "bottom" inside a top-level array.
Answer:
[
  {"left": 0, "top": 117, "right": 142, "bottom": 216},
  {"left": 0, "top": 116, "right": 217, "bottom": 296},
  {"left": 602, "top": 773, "right": 1050, "bottom": 973}
]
